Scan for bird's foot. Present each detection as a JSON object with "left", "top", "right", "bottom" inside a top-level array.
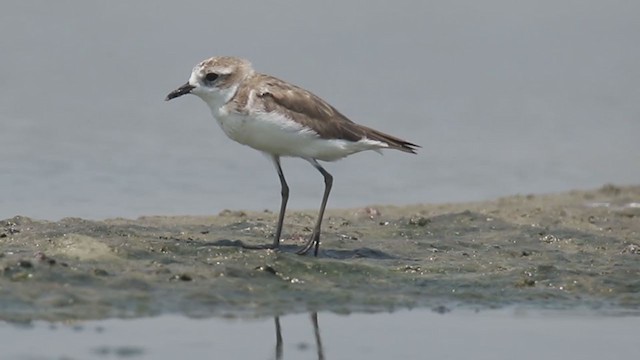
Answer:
[{"left": 297, "top": 232, "right": 320, "bottom": 256}]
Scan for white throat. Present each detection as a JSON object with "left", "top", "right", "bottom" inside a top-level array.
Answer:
[{"left": 199, "top": 84, "right": 238, "bottom": 116}]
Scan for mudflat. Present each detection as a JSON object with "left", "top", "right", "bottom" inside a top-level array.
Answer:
[{"left": 1, "top": 184, "right": 639, "bottom": 322}]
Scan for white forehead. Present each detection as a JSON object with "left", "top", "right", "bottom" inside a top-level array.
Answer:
[
  {"left": 187, "top": 56, "right": 253, "bottom": 86},
  {"left": 189, "top": 61, "right": 233, "bottom": 85},
  {"left": 192, "top": 63, "right": 234, "bottom": 76}
]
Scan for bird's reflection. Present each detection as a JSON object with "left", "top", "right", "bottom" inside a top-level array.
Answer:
[
  {"left": 274, "top": 316, "right": 283, "bottom": 360},
  {"left": 273, "top": 312, "right": 324, "bottom": 360}
]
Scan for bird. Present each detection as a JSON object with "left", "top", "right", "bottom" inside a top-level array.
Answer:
[{"left": 166, "top": 56, "right": 419, "bottom": 256}]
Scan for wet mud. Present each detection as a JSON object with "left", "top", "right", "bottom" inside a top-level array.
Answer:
[{"left": 1, "top": 185, "right": 639, "bottom": 322}]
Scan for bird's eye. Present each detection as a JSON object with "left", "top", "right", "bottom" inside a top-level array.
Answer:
[{"left": 205, "top": 73, "right": 219, "bottom": 82}]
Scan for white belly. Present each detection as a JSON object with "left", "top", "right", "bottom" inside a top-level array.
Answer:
[{"left": 213, "top": 110, "right": 386, "bottom": 161}]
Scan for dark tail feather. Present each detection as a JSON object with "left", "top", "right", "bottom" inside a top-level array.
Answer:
[{"left": 360, "top": 125, "right": 420, "bottom": 154}]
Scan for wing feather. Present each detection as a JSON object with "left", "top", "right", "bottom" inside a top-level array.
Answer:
[{"left": 237, "top": 74, "right": 420, "bottom": 153}]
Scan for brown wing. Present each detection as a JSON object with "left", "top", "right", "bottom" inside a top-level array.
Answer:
[{"left": 253, "top": 75, "right": 420, "bottom": 154}]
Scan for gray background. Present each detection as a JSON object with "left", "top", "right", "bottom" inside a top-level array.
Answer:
[{"left": 1, "top": 0, "right": 638, "bottom": 220}]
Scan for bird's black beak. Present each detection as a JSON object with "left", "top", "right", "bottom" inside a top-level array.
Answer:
[{"left": 165, "top": 82, "right": 195, "bottom": 101}]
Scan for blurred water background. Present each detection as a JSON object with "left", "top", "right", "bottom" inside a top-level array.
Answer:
[{"left": 1, "top": 1, "right": 638, "bottom": 220}]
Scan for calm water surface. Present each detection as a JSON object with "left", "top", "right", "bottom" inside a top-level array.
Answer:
[
  {"left": 2, "top": 309, "right": 638, "bottom": 360},
  {"left": 1, "top": 1, "right": 639, "bottom": 220}
]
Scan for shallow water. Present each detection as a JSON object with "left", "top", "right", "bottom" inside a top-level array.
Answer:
[{"left": 2, "top": 309, "right": 638, "bottom": 360}]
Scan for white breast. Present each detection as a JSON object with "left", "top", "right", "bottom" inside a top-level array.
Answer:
[{"left": 212, "top": 109, "right": 387, "bottom": 161}]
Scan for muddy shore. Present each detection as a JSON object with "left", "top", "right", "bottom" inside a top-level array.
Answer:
[{"left": 1, "top": 185, "right": 639, "bottom": 322}]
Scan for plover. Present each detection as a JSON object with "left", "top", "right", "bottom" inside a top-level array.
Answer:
[{"left": 166, "top": 56, "right": 419, "bottom": 256}]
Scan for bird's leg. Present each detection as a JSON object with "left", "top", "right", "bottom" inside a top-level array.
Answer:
[
  {"left": 297, "top": 160, "right": 333, "bottom": 256},
  {"left": 273, "top": 156, "right": 289, "bottom": 249}
]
